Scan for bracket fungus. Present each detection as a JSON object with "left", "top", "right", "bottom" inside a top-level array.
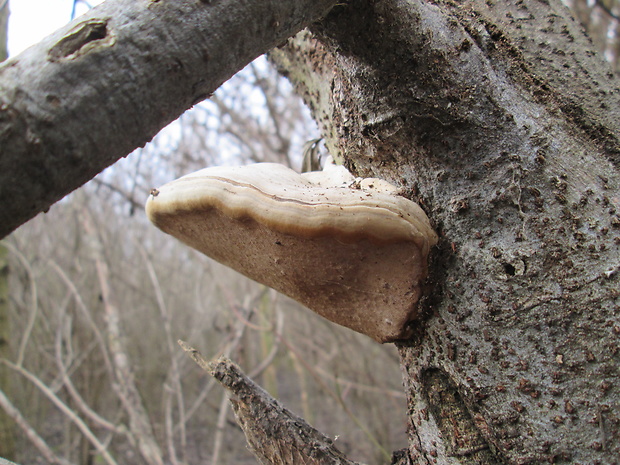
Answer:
[{"left": 146, "top": 162, "right": 437, "bottom": 343}]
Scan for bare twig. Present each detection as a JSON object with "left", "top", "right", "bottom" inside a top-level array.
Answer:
[
  {"left": 178, "top": 343, "right": 364, "bottom": 465},
  {"left": 91, "top": 178, "right": 143, "bottom": 213},
  {"left": 139, "top": 245, "right": 187, "bottom": 465},
  {"left": 312, "top": 365, "right": 405, "bottom": 399},
  {"left": 0, "top": 388, "right": 72, "bottom": 465},
  {"left": 162, "top": 383, "right": 182, "bottom": 465},
  {"left": 53, "top": 317, "right": 123, "bottom": 434},
  {"left": 2, "top": 360, "right": 118, "bottom": 465},
  {"left": 3, "top": 243, "right": 38, "bottom": 367},
  {"left": 276, "top": 333, "right": 391, "bottom": 462},
  {"left": 248, "top": 309, "right": 284, "bottom": 379},
  {"left": 81, "top": 210, "right": 164, "bottom": 465},
  {"left": 49, "top": 260, "right": 114, "bottom": 374},
  {"left": 210, "top": 391, "right": 231, "bottom": 465},
  {"left": 174, "top": 297, "right": 255, "bottom": 434}
]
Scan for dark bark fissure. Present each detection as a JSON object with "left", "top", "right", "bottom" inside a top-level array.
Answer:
[{"left": 421, "top": 368, "right": 503, "bottom": 464}]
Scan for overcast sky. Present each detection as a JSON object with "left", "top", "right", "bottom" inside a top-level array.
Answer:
[{"left": 8, "top": 0, "right": 104, "bottom": 56}]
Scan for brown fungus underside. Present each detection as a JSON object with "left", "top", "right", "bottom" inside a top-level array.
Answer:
[{"left": 146, "top": 163, "right": 437, "bottom": 343}]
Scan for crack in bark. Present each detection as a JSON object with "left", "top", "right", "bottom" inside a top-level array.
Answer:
[{"left": 421, "top": 368, "right": 505, "bottom": 465}]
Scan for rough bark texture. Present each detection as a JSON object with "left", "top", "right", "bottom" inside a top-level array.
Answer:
[
  {"left": 270, "top": 0, "right": 620, "bottom": 463},
  {"left": 0, "top": 0, "right": 338, "bottom": 238}
]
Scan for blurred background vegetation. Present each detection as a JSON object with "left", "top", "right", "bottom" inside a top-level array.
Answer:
[
  {"left": 567, "top": 0, "right": 620, "bottom": 71},
  {"left": 0, "top": 0, "right": 619, "bottom": 464}
]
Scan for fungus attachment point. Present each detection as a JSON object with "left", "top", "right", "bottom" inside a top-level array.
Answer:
[{"left": 146, "top": 163, "right": 438, "bottom": 343}]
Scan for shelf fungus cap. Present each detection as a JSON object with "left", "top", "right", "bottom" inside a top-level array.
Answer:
[{"left": 146, "top": 163, "right": 438, "bottom": 343}]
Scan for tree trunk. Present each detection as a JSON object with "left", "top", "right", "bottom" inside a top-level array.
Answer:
[{"left": 267, "top": 1, "right": 620, "bottom": 463}]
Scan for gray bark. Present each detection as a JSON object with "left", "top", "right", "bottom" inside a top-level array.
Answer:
[
  {"left": 0, "top": 0, "right": 337, "bottom": 238},
  {"left": 269, "top": 0, "right": 620, "bottom": 463}
]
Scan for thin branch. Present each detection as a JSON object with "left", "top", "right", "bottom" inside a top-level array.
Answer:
[
  {"left": 178, "top": 344, "right": 364, "bottom": 465},
  {"left": 210, "top": 391, "right": 231, "bottom": 465},
  {"left": 80, "top": 210, "right": 164, "bottom": 465},
  {"left": 49, "top": 260, "right": 114, "bottom": 374},
  {"left": 53, "top": 317, "right": 123, "bottom": 434},
  {"left": 2, "top": 243, "right": 38, "bottom": 367},
  {"left": 163, "top": 384, "right": 181, "bottom": 465},
  {"left": 91, "top": 179, "right": 143, "bottom": 213},
  {"left": 138, "top": 245, "right": 187, "bottom": 465},
  {"left": 2, "top": 361, "right": 118, "bottom": 465},
  {"left": 312, "top": 365, "right": 406, "bottom": 399},
  {"left": 171, "top": 298, "right": 254, "bottom": 434},
  {"left": 276, "top": 333, "right": 392, "bottom": 462},
  {"left": 247, "top": 309, "right": 284, "bottom": 379},
  {"left": 0, "top": 388, "right": 72, "bottom": 465}
]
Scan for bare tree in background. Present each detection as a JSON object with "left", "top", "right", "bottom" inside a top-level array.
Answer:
[
  {"left": 0, "top": 0, "right": 619, "bottom": 464},
  {"left": 567, "top": 0, "right": 620, "bottom": 71}
]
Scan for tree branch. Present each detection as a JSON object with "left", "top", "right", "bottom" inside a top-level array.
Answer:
[
  {"left": 0, "top": 0, "right": 338, "bottom": 238},
  {"left": 81, "top": 209, "right": 163, "bottom": 465},
  {"left": 2, "top": 360, "right": 117, "bottom": 465},
  {"left": 178, "top": 341, "right": 364, "bottom": 465},
  {"left": 0, "top": 388, "right": 71, "bottom": 465}
]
